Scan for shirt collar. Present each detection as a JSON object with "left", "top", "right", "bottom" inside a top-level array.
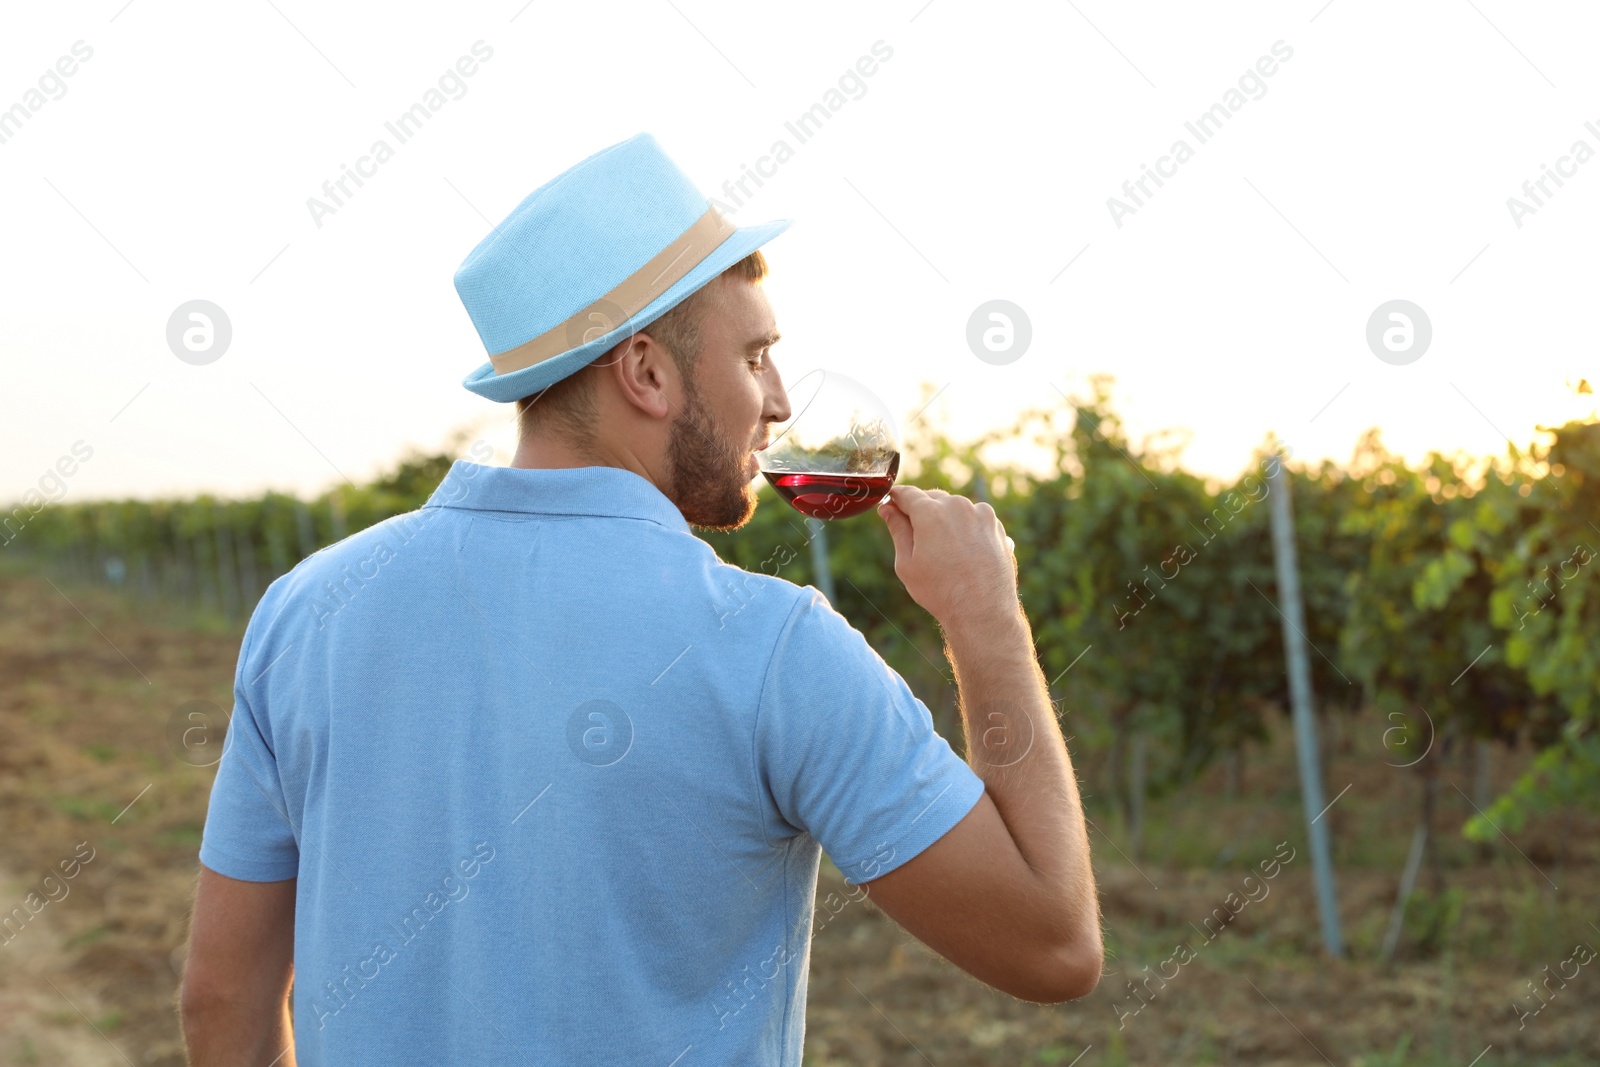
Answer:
[{"left": 422, "top": 460, "right": 691, "bottom": 535}]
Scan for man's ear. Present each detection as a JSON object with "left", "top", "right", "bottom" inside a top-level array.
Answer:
[{"left": 604, "top": 332, "right": 677, "bottom": 421}]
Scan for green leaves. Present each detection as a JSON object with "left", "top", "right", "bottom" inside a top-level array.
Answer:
[{"left": 13, "top": 384, "right": 1596, "bottom": 839}]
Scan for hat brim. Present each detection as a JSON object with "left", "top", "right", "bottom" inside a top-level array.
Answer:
[{"left": 462, "top": 217, "right": 791, "bottom": 403}]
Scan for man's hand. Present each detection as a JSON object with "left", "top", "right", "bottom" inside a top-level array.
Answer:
[
  {"left": 180, "top": 866, "right": 297, "bottom": 1067},
  {"left": 877, "top": 485, "right": 1022, "bottom": 643}
]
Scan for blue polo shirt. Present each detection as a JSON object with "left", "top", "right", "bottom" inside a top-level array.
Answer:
[{"left": 198, "top": 460, "right": 986, "bottom": 1066}]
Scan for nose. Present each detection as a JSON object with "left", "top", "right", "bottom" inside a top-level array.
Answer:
[{"left": 767, "top": 365, "right": 791, "bottom": 425}]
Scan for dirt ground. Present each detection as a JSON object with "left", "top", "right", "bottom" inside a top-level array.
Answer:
[{"left": 1, "top": 568, "right": 1596, "bottom": 1066}]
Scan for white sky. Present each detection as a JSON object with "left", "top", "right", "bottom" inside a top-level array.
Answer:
[{"left": 2, "top": 0, "right": 1596, "bottom": 505}]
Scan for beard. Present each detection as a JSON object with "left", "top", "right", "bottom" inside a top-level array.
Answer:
[{"left": 665, "top": 373, "right": 759, "bottom": 532}]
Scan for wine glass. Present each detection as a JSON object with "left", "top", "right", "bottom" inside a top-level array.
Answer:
[{"left": 757, "top": 369, "right": 900, "bottom": 521}]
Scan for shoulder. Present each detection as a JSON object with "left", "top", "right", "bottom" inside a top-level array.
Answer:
[
  {"left": 696, "top": 544, "right": 821, "bottom": 635},
  {"left": 758, "top": 581, "right": 882, "bottom": 676},
  {"left": 236, "top": 508, "right": 441, "bottom": 660},
  {"left": 281, "top": 508, "right": 442, "bottom": 588}
]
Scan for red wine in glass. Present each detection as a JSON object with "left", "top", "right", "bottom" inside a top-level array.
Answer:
[
  {"left": 757, "top": 370, "right": 901, "bottom": 520},
  {"left": 764, "top": 452, "right": 900, "bottom": 521}
]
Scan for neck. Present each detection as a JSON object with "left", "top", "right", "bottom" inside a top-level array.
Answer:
[{"left": 510, "top": 433, "right": 667, "bottom": 494}]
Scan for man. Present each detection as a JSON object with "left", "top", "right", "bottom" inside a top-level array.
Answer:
[{"left": 181, "top": 132, "right": 1101, "bottom": 1066}]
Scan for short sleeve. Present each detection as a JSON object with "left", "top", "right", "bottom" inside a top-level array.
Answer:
[
  {"left": 754, "top": 588, "right": 985, "bottom": 884},
  {"left": 198, "top": 593, "right": 301, "bottom": 882}
]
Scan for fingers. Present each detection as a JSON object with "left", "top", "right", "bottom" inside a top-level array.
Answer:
[
  {"left": 878, "top": 498, "right": 915, "bottom": 560},
  {"left": 886, "top": 484, "right": 963, "bottom": 517},
  {"left": 883, "top": 485, "right": 924, "bottom": 518},
  {"left": 887, "top": 485, "right": 948, "bottom": 500}
]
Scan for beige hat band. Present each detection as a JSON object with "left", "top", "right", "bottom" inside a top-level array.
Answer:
[{"left": 488, "top": 206, "right": 739, "bottom": 377}]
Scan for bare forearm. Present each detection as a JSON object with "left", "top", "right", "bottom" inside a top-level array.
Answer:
[
  {"left": 183, "top": 994, "right": 295, "bottom": 1067},
  {"left": 942, "top": 608, "right": 1100, "bottom": 949}
]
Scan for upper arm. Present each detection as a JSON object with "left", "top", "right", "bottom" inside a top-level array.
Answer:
[
  {"left": 182, "top": 865, "right": 296, "bottom": 1006},
  {"left": 858, "top": 792, "right": 1100, "bottom": 1003},
  {"left": 753, "top": 592, "right": 1095, "bottom": 1000},
  {"left": 754, "top": 591, "right": 986, "bottom": 882},
  {"left": 197, "top": 603, "right": 301, "bottom": 883}
]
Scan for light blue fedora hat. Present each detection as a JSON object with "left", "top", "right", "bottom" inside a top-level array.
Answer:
[{"left": 454, "top": 132, "right": 790, "bottom": 403}]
